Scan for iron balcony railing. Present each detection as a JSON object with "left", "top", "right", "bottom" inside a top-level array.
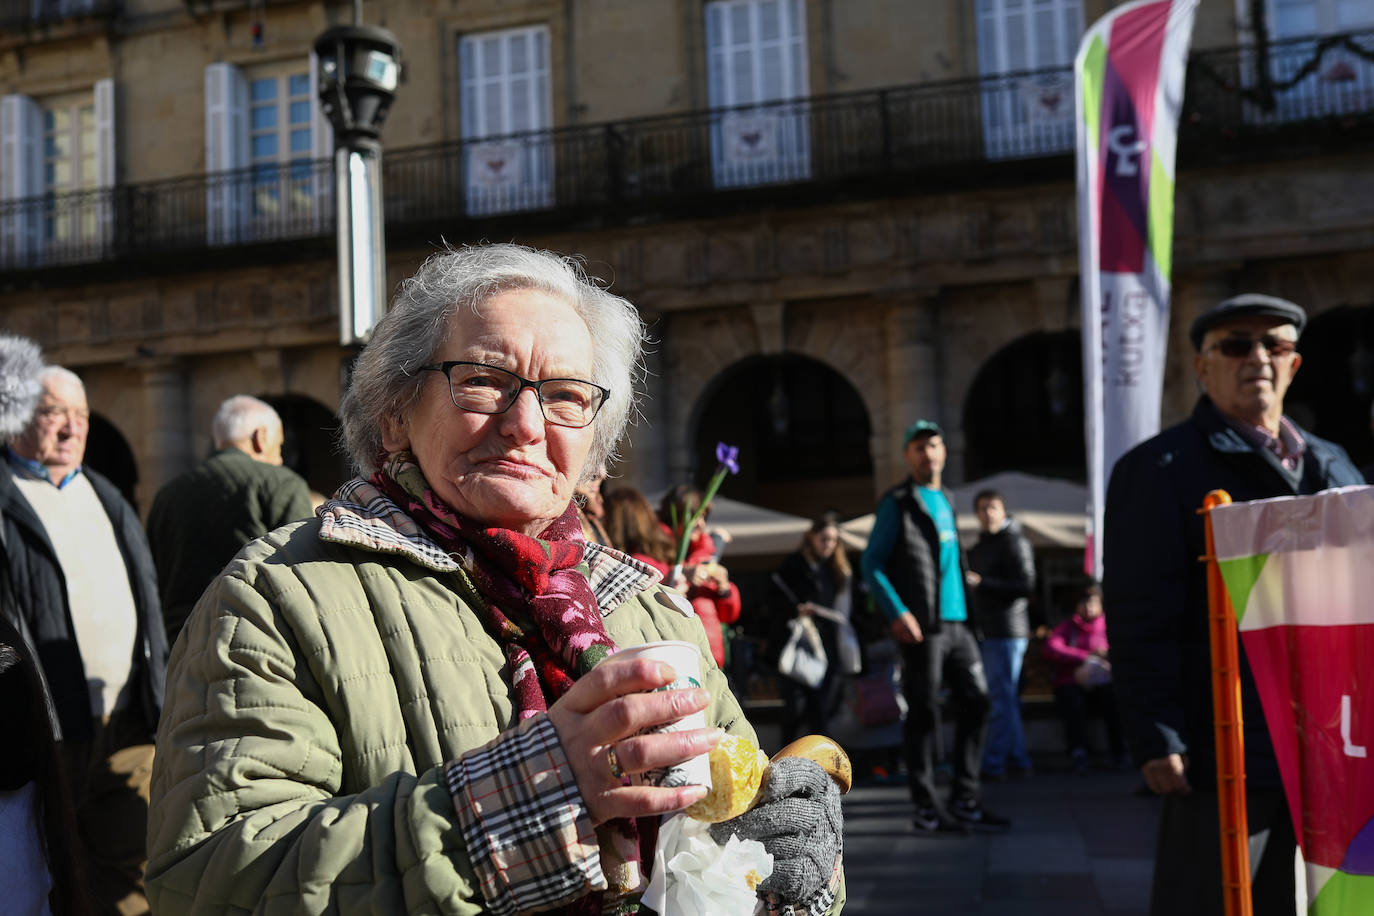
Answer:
[
  {"left": 0, "top": 0, "right": 119, "bottom": 29},
  {"left": 2, "top": 28, "right": 1370, "bottom": 273}
]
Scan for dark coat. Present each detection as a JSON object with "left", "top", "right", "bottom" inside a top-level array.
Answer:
[
  {"left": 146, "top": 447, "right": 313, "bottom": 643},
  {"left": 967, "top": 518, "right": 1035, "bottom": 639},
  {"left": 1103, "top": 397, "right": 1364, "bottom": 790},
  {"left": 872, "top": 479, "right": 976, "bottom": 638},
  {"left": 768, "top": 550, "right": 847, "bottom": 669},
  {"left": 0, "top": 463, "right": 167, "bottom": 744}
]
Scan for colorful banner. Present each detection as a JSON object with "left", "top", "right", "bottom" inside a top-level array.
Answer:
[
  {"left": 1077, "top": 0, "right": 1198, "bottom": 578},
  {"left": 1211, "top": 486, "right": 1374, "bottom": 914}
]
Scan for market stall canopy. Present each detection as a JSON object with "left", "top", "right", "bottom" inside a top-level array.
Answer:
[
  {"left": 651, "top": 494, "right": 818, "bottom": 558},
  {"left": 839, "top": 471, "right": 1087, "bottom": 551}
]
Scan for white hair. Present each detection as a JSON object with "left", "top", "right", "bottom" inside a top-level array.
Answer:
[
  {"left": 338, "top": 243, "right": 647, "bottom": 480},
  {"left": 38, "top": 365, "right": 84, "bottom": 393},
  {"left": 212, "top": 395, "right": 282, "bottom": 448},
  {"left": 0, "top": 334, "right": 43, "bottom": 440}
]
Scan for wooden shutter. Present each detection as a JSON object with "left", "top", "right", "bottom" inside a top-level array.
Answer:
[
  {"left": 458, "top": 25, "right": 553, "bottom": 215},
  {"left": 705, "top": 0, "right": 811, "bottom": 187},
  {"left": 205, "top": 62, "right": 248, "bottom": 244},
  {"left": 94, "top": 78, "right": 115, "bottom": 252},
  {"left": 1, "top": 93, "right": 44, "bottom": 265},
  {"left": 307, "top": 50, "right": 335, "bottom": 232}
]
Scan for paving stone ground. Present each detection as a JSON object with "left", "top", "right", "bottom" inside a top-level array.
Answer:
[{"left": 839, "top": 761, "right": 1157, "bottom": 915}]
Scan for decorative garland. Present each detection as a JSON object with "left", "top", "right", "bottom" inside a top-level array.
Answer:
[{"left": 1192, "top": 30, "right": 1374, "bottom": 112}]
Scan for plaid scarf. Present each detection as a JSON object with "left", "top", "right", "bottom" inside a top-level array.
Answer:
[{"left": 370, "top": 452, "right": 649, "bottom": 914}]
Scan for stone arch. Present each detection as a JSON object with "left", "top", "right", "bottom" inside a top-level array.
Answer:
[
  {"left": 258, "top": 393, "right": 352, "bottom": 499},
  {"left": 660, "top": 303, "right": 887, "bottom": 500},
  {"left": 963, "top": 329, "right": 1086, "bottom": 481},
  {"left": 86, "top": 413, "right": 140, "bottom": 509},
  {"left": 1285, "top": 304, "right": 1374, "bottom": 469},
  {"left": 685, "top": 353, "right": 875, "bottom": 519}
]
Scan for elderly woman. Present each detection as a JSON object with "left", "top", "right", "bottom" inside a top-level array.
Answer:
[{"left": 146, "top": 245, "right": 843, "bottom": 916}]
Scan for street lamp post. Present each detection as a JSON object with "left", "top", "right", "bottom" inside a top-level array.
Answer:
[{"left": 314, "top": 18, "right": 401, "bottom": 346}]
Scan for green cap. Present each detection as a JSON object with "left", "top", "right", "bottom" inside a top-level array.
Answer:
[{"left": 903, "top": 420, "right": 943, "bottom": 445}]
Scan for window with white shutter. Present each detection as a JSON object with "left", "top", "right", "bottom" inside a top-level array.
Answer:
[
  {"left": 975, "top": 0, "right": 1082, "bottom": 159},
  {"left": 1, "top": 94, "right": 44, "bottom": 266},
  {"left": 205, "top": 59, "right": 329, "bottom": 244},
  {"left": 704, "top": 0, "right": 810, "bottom": 188},
  {"left": 1, "top": 84, "right": 114, "bottom": 266},
  {"left": 1249, "top": 0, "right": 1374, "bottom": 121},
  {"left": 458, "top": 25, "right": 554, "bottom": 216}
]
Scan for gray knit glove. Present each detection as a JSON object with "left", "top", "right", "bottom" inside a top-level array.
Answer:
[{"left": 708, "top": 756, "right": 842, "bottom": 905}]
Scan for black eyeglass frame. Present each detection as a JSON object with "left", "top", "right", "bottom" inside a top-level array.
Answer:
[
  {"left": 417, "top": 360, "right": 611, "bottom": 428},
  {"left": 1204, "top": 335, "right": 1299, "bottom": 359}
]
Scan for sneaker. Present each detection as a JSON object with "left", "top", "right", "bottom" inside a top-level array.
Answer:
[
  {"left": 950, "top": 798, "right": 1011, "bottom": 831},
  {"left": 913, "top": 805, "right": 970, "bottom": 834}
]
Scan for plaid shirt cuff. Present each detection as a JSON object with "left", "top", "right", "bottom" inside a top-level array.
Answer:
[
  {"left": 445, "top": 715, "right": 605, "bottom": 915},
  {"left": 761, "top": 857, "right": 844, "bottom": 916}
]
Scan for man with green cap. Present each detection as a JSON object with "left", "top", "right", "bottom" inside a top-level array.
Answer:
[{"left": 861, "top": 420, "right": 1009, "bottom": 833}]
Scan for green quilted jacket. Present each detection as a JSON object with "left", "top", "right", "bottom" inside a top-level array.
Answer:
[{"left": 145, "top": 497, "right": 756, "bottom": 915}]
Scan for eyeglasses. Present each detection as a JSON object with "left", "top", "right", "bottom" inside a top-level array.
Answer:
[
  {"left": 1205, "top": 335, "right": 1298, "bottom": 359},
  {"left": 418, "top": 361, "right": 610, "bottom": 429}
]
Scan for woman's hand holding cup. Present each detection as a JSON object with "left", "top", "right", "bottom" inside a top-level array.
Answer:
[{"left": 548, "top": 655, "right": 721, "bottom": 826}]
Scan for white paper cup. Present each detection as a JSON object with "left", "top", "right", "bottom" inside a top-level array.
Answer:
[{"left": 611, "top": 640, "right": 713, "bottom": 791}]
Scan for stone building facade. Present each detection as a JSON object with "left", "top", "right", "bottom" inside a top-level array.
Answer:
[{"left": 1, "top": 0, "right": 1371, "bottom": 521}]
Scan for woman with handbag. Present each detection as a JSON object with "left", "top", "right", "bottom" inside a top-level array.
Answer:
[{"left": 769, "top": 513, "right": 860, "bottom": 746}]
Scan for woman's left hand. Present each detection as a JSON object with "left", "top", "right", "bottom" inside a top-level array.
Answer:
[
  {"left": 547, "top": 657, "right": 723, "bottom": 826},
  {"left": 709, "top": 757, "right": 842, "bottom": 906}
]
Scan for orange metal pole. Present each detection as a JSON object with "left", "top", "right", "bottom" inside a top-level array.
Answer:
[{"left": 1201, "top": 489, "right": 1252, "bottom": 916}]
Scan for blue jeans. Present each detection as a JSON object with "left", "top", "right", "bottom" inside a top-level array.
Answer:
[{"left": 980, "top": 637, "right": 1031, "bottom": 773}]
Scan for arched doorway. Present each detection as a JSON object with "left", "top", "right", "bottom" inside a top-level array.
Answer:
[
  {"left": 963, "top": 329, "right": 1085, "bottom": 481},
  {"left": 259, "top": 394, "right": 352, "bottom": 500},
  {"left": 689, "top": 354, "right": 873, "bottom": 520},
  {"left": 85, "top": 413, "right": 139, "bottom": 509},
  {"left": 1285, "top": 304, "right": 1374, "bottom": 470}
]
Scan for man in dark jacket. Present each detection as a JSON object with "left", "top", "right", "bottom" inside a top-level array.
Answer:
[
  {"left": 1, "top": 365, "right": 167, "bottom": 915},
  {"left": 862, "top": 420, "right": 1008, "bottom": 833},
  {"left": 1105, "top": 294, "right": 1365, "bottom": 916},
  {"left": 966, "top": 489, "right": 1035, "bottom": 779},
  {"left": 147, "top": 394, "right": 313, "bottom": 643}
]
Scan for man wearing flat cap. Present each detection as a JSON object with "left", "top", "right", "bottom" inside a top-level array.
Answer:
[
  {"left": 1104, "top": 294, "right": 1365, "bottom": 915},
  {"left": 862, "top": 420, "right": 1008, "bottom": 834}
]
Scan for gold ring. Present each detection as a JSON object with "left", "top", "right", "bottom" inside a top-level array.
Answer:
[{"left": 607, "top": 744, "right": 626, "bottom": 781}]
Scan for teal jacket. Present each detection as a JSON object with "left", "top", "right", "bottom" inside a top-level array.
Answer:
[{"left": 146, "top": 447, "right": 313, "bottom": 644}]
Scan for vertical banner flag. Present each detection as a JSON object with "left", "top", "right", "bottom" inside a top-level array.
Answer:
[
  {"left": 1211, "top": 487, "right": 1374, "bottom": 914},
  {"left": 1077, "top": 0, "right": 1198, "bottom": 578}
]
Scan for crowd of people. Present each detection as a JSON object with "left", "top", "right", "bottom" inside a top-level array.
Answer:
[{"left": 0, "top": 262, "right": 1363, "bottom": 916}]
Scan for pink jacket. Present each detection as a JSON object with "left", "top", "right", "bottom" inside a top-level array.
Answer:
[{"left": 1044, "top": 613, "right": 1110, "bottom": 687}]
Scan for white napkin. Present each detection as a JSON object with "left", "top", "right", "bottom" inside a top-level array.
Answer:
[{"left": 641, "top": 813, "right": 773, "bottom": 916}]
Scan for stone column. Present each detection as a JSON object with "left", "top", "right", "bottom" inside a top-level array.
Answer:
[
  {"left": 876, "top": 297, "right": 941, "bottom": 496},
  {"left": 136, "top": 357, "right": 193, "bottom": 512},
  {"left": 620, "top": 308, "right": 670, "bottom": 495},
  {"left": 1167, "top": 272, "right": 1234, "bottom": 426}
]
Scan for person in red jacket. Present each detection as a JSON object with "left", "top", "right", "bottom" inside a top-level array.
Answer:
[
  {"left": 1043, "top": 582, "right": 1125, "bottom": 773},
  {"left": 657, "top": 485, "right": 741, "bottom": 668}
]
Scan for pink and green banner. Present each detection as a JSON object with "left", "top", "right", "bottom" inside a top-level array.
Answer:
[
  {"left": 1077, "top": 0, "right": 1198, "bottom": 578},
  {"left": 1212, "top": 486, "right": 1374, "bottom": 914}
]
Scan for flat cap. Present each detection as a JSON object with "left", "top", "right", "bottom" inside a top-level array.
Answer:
[{"left": 1189, "top": 294, "right": 1306, "bottom": 351}]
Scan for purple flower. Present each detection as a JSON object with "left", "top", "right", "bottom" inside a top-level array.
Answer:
[{"left": 715, "top": 442, "right": 740, "bottom": 475}]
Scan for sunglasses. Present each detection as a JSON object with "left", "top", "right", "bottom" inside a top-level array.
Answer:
[{"left": 1206, "top": 335, "right": 1297, "bottom": 359}]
